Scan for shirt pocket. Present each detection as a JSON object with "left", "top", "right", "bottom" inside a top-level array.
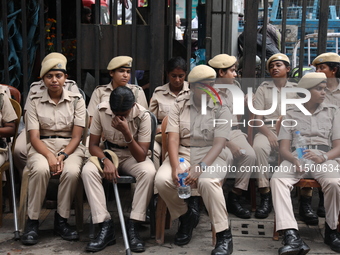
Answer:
[
  {"left": 38, "top": 116, "right": 54, "bottom": 130},
  {"left": 158, "top": 104, "right": 170, "bottom": 119},
  {"left": 200, "top": 122, "right": 214, "bottom": 142},
  {"left": 179, "top": 121, "right": 190, "bottom": 139},
  {"left": 58, "top": 115, "right": 74, "bottom": 131},
  {"left": 317, "top": 123, "right": 331, "bottom": 139}
]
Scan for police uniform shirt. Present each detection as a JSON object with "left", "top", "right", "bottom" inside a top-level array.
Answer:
[
  {"left": 278, "top": 103, "right": 340, "bottom": 147},
  {"left": 254, "top": 80, "right": 298, "bottom": 123},
  {"left": 0, "top": 92, "right": 17, "bottom": 128},
  {"left": 26, "top": 88, "right": 86, "bottom": 137},
  {"left": 324, "top": 79, "right": 340, "bottom": 107},
  {"left": 149, "top": 81, "right": 190, "bottom": 124}
]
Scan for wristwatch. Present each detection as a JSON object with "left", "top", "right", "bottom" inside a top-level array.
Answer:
[
  {"left": 57, "top": 151, "right": 69, "bottom": 161},
  {"left": 100, "top": 156, "right": 108, "bottom": 164},
  {"left": 198, "top": 161, "right": 207, "bottom": 171}
]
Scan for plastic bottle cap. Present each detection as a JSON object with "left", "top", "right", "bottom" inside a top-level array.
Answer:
[
  {"left": 295, "top": 131, "right": 300, "bottom": 135},
  {"left": 179, "top": 157, "right": 185, "bottom": 162}
]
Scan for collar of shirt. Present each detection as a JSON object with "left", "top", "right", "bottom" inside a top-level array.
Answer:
[
  {"left": 292, "top": 102, "right": 328, "bottom": 115},
  {"left": 40, "top": 87, "right": 72, "bottom": 104},
  {"left": 159, "top": 81, "right": 190, "bottom": 97}
]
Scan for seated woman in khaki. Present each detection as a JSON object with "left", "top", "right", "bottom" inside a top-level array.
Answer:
[
  {"left": 21, "top": 53, "right": 86, "bottom": 245},
  {"left": 149, "top": 56, "right": 190, "bottom": 170},
  {"left": 155, "top": 65, "right": 233, "bottom": 255},
  {"left": 82, "top": 86, "right": 156, "bottom": 253},
  {"left": 0, "top": 86, "right": 17, "bottom": 182},
  {"left": 271, "top": 72, "right": 340, "bottom": 255}
]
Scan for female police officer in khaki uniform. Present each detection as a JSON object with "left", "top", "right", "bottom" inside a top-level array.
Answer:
[
  {"left": 87, "top": 56, "right": 148, "bottom": 126},
  {"left": 21, "top": 53, "right": 86, "bottom": 245},
  {"left": 13, "top": 52, "right": 80, "bottom": 178},
  {"left": 0, "top": 85, "right": 17, "bottom": 181},
  {"left": 149, "top": 56, "right": 190, "bottom": 170},
  {"left": 208, "top": 53, "right": 258, "bottom": 219},
  {"left": 155, "top": 65, "right": 233, "bottom": 255},
  {"left": 252, "top": 53, "right": 299, "bottom": 218},
  {"left": 82, "top": 86, "right": 156, "bottom": 253},
  {"left": 271, "top": 72, "right": 340, "bottom": 254},
  {"left": 313, "top": 52, "right": 340, "bottom": 106}
]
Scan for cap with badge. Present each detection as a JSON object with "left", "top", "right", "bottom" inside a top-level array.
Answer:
[
  {"left": 40, "top": 52, "right": 67, "bottom": 78},
  {"left": 312, "top": 52, "right": 340, "bottom": 66},
  {"left": 266, "top": 53, "right": 290, "bottom": 71},
  {"left": 208, "top": 54, "right": 237, "bottom": 69},
  {"left": 188, "top": 65, "right": 216, "bottom": 83},
  {"left": 107, "top": 56, "right": 133, "bottom": 70},
  {"left": 297, "top": 72, "right": 327, "bottom": 89},
  {"left": 89, "top": 149, "right": 119, "bottom": 173}
]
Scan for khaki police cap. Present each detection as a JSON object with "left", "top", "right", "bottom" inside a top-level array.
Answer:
[
  {"left": 298, "top": 72, "right": 327, "bottom": 89},
  {"left": 42, "top": 52, "right": 67, "bottom": 65},
  {"left": 40, "top": 53, "right": 67, "bottom": 78},
  {"left": 188, "top": 65, "right": 216, "bottom": 83},
  {"left": 107, "top": 56, "right": 133, "bottom": 70},
  {"left": 266, "top": 53, "right": 290, "bottom": 71},
  {"left": 89, "top": 149, "right": 119, "bottom": 173},
  {"left": 208, "top": 54, "right": 237, "bottom": 69},
  {"left": 312, "top": 52, "right": 340, "bottom": 66}
]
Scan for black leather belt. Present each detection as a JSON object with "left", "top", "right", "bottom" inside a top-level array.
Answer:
[
  {"left": 106, "top": 141, "right": 128, "bottom": 150},
  {"left": 40, "top": 136, "right": 71, "bottom": 139},
  {"left": 292, "top": 145, "right": 330, "bottom": 152},
  {"left": 231, "top": 126, "right": 239, "bottom": 130}
]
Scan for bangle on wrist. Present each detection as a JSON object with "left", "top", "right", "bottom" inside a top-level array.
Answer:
[
  {"left": 124, "top": 135, "right": 133, "bottom": 144},
  {"left": 100, "top": 156, "right": 108, "bottom": 164}
]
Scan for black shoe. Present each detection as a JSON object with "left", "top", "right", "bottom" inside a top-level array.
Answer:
[
  {"left": 227, "top": 192, "right": 250, "bottom": 219},
  {"left": 211, "top": 228, "right": 233, "bottom": 255},
  {"left": 278, "top": 229, "right": 310, "bottom": 255},
  {"left": 299, "top": 196, "right": 318, "bottom": 225},
  {"left": 255, "top": 192, "right": 272, "bottom": 219},
  {"left": 54, "top": 211, "right": 79, "bottom": 241},
  {"left": 21, "top": 218, "right": 39, "bottom": 245},
  {"left": 127, "top": 219, "right": 145, "bottom": 252},
  {"left": 317, "top": 189, "right": 325, "bottom": 218},
  {"left": 86, "top": 219, "right": 116, "bottom": 252},
  {"left": 324, "top": 222, "right": 340, "bottom": 253},
  {"left": 187, "top": 196, "right": 200, "bottom": 227},
  {"left": 174, "top": 207, "right": 196, "bottom": 246}
]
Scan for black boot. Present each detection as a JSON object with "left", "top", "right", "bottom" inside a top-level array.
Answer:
[
  {"left": 54, "top": 211, "right": 79, "bottom": 241},
  {"left": 127, "top": 219, "right": 145, "bottom": 252},
  {"left": 174, "top": 207, "right": 196, "bottom": 246},
  {"left": 278, "top": 229, "right": 310, "bottom": 255},
  {"left": 187, "top": 196, "right": 200, "bottom": 227},
  {"left": 255, "top": 192, "right": 272, "bottom": 219},
  {"left": 324, "top": 222, "right": 340, "bottom": 252},
  {"left": 317, "top": 189, "right": 325, "bottom": 218},
  {"left": 211, "top": 228, "right": 233, "bottom": 255},
  {"left": 86, "top": 219, "right": 116, "bottom": 252},
  {"left": 299, "top": 196, "right": 318, "bottom": 225},
  {"left": 227, "top": 192, "right": 250, "bottom": 219},
  {"left": 21, "top": 218, "right": 39, "bottom": 245}
]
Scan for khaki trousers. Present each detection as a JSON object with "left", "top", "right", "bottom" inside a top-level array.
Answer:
[
  {"left": 82, "top": 156, "right": 156, "bottom": 224},
  {"left": 27, "top": 139, "right": 84, "bottom": 220},
  {"left": 155, "top": 147, "right": 230, "bottom": 233},
  {"left": 252, "top": 129, "right": 277, "bottom": 188},
  {"left": 271, "top": 159, "right": 340, "bottom": 231},
  {"left": 230, "top": 130, "right": 256, "bottom": 190}
]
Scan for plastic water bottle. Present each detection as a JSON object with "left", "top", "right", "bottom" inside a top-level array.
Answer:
[
  {"left": 177, "top": 158, "right": 191, "bottom": 199},
  {"left": 295, "top": 131, "right": 313, "bottom": 169}
]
